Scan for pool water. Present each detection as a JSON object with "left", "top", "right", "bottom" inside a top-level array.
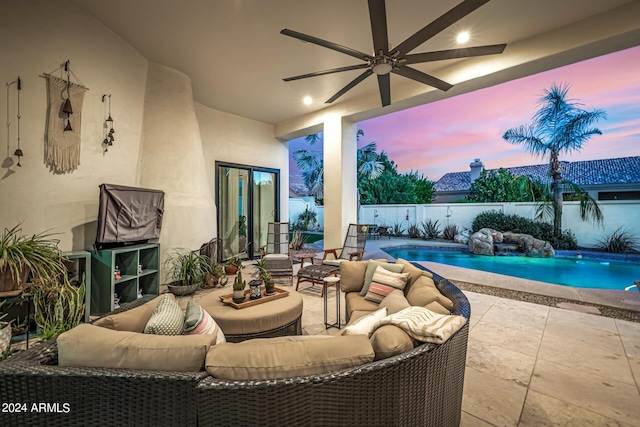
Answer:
[{"left": 383, "top": 246, "right": 640, "bottom": 291}]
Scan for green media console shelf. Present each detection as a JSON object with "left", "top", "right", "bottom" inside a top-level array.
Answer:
[{"left": 90, "top": 243, "right": 160, "bottom": 315}]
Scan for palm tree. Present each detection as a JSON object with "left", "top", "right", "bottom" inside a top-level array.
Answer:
[
  {"left": 503, "top": 83, "right": 606, "bottom": 236},
  {"left": 294, "top": 130, "right": 384, "bottom": 204}
]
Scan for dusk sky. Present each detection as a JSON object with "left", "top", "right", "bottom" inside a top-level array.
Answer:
[{"left": 289, "top": 45, "right": 639, "bottom": 183}]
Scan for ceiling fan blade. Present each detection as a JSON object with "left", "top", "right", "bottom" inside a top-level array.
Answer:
[
  {"left": 283, "top": 64, "right": 370, "bottom": 82},
  {"left": 403, "top": 44, "right": 507, "bottom": 64},
  {"left": 368, "top": 0, "right": 388, "bottom": 54},
  {"left": 326, "top": 69, "right": 374, "bottom": 103},
  {"left": 391, "top": 0, "right": 491, "bottom": 57},
  {"left": 281, "top": 28, "right": 372, "bottom": 61},
  {"left": 377, "top": 73, "right": 391, "bottom": 107},
  {"left": 392, "top": 66, "right": 453, "bottom": 91}
]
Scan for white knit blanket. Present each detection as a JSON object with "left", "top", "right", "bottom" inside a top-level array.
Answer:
[{"left": 373, "top": 306, "right": 467, "bottom": 344}]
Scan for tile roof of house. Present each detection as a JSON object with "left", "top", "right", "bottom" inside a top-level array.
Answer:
[{"left": 434, "top": 156, "right": 640, "bottom": 192}]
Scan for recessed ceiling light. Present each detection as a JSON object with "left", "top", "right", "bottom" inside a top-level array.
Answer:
[
  {"left": 303, "top": 96, "right": 312, "bottom": 105},
  {"left": 456, "top": 32, "right": 470, "bottom": 44}
]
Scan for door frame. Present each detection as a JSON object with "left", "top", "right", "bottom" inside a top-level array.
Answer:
[{"left": 215, "top": 161, "right": 281, "bottom": 259}]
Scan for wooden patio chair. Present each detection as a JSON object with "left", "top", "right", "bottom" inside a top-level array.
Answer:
[
  {"left": 260, "top": 222, "right": 293, "bottom": 285},
  {"left": 296, "top": 223, "right": 369, "bottom": 296}
]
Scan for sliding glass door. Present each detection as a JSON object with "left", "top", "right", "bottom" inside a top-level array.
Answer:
[{"left": 216, "top": 163, "right": 279, "bottom": 260}]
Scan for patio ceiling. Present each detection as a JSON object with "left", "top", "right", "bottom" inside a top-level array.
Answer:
[{"left": 68, "top": 0, "right": 640, "bottom": 128}]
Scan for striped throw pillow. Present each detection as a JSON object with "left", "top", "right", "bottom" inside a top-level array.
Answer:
[
  {"left": 373, "top": 306, "right": 467, "bottom": 344},
  {"left": 183, "top": 300, "right": 226, "bottom": 344},
  {"left": 364, "top": 266, "right": 410, "bottom": 304}
]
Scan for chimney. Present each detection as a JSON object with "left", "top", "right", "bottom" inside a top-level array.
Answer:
[{"left": 469, "top": 158, "right": 484, "bottom": 182}]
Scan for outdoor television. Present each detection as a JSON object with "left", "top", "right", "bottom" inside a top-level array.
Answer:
[{"left": 95, "top": 183, "right": 165, "bottom": 249}]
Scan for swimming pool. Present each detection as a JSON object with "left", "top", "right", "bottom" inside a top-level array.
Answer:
[{"left": 383, "top": 246, "right": 640, "bottom": 291}]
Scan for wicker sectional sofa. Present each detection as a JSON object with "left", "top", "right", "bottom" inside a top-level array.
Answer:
[{"left": 0, "top": 263, "right": 470, "bottom": 427}]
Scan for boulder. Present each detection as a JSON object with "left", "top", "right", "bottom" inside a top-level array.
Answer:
[
  {"left": 454, "top": 229, "right": 471, "bottom": 245},
  {"left": 501, "top": 232, "right": 555, "bottom": 257},
  {"left": 468, "top": 228, "right": 502, "bottom": 255}
]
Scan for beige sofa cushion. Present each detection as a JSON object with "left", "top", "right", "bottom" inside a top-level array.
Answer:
[
  {"left": 406, "top": 276, "right": 453, "bottom": 315},
  {"left": 345, "top": 292, "right": 379, "bottom": 319},
  {"left": 93, "top": 294, "right": 171, "bottom": 332},
  {"left": 369, "top": 325, "right": 415, "bottom": 360},
  {"left": 58, "top": 323, "right": 216, "bottom": 371},
  {"left": 379, "top": 289, "right": 411, "bottom": 315},
  {"left": 205, "top": 335, "right": 374, "bottom": 380},
  {"left": 339, "top": 261, "right": 369, "bottom": 293},
  {"left": 395, "top": 259, "right": 432, "bottom": 294},
  {"left": 93, "top": 294, "right": 175, "bottom": 332}
]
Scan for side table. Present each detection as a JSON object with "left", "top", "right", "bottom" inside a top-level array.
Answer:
[
  {"left": 293, "top": 253, "right": 316, "bottom": 268},
  {"left": 322, "top": 277, "right": 341, "bottom": 329}
]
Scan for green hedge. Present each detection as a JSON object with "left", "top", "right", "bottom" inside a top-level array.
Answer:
[{"left": 471, "top": 210, "right": 577, "bottom": 250}]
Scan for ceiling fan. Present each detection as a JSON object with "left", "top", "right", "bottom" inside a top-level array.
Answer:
[{"left": 281, "top": 0, "right": 506, "bottom": 107}]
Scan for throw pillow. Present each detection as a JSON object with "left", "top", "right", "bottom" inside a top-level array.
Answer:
[
  {"left": 339, "top": 261, "right": 369, "bottom": 293},
  {"left": 406, "top": 275, "right": 453, "bottom": 315},
  {"left": 144, "top": 294, "right": 184, "bottom": 335},
  {"left": 93, "top": 293, "right": 171, "bottom": 332},
  {"left": 360, "top": 260, "right": 404, "bottom": 296},
  {"left": 183, "top": 300, "right": 226, "bottom": 344},
  {"left": 369, "top": 325, "right": 415, "bottom": 360},
  {"left": 373, "top": 306, "right": 467, "bottom": 344},
  {"left": 395, "top": 258, "right": 432, "bottom": 294},
  {"left": 364, "top": 267, "right": 410, "bottom": 304},
  {"left": 379, "top": 289, "right": 411, "bottom": 314},
  {"left": 341, "top": 307, "right": 387, "bottom": 336}
]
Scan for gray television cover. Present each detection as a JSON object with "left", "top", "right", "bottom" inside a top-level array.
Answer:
[{"left": 96, "top": 183, "right": 165, "bottom": 245}]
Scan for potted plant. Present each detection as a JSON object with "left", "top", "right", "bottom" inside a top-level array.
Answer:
[
  {"left": 203, "top": 258, "right": 227, "bottom": 289},
  {"left": 232, "top": 265, "right": 247, "bottom": 304},
  {"left": 224, "top": 255, "right": 242, "bottom": 275},
  {"left": 28, "top": 276, "right": 85, "bottom": 341},
  {"left": 255, "top": 259, "right": 275, "bottom": 295},
  {"left": 165, "top": 249, "right": 208, "bottom": 296},
  {"left": 0, "top": 303, "right": 12, "bottom": 357},
  {"left": 0, "top": 223, "right": 67, "bottom": 293}
]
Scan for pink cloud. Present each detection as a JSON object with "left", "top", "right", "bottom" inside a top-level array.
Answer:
[{"left": 359, "top": 45, "right": 640, "bottom": 181}]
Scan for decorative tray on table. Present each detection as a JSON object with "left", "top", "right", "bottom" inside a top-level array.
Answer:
[{"left": 219, "top": 286, "right": 289, "bottom": 309}]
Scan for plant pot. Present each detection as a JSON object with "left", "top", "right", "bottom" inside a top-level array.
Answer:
[
  {"left": 203, "top": 273, "right": 220, "bottom": 289},
  {"left": 264, "top": 280, "right": 276, "bottom": 295},
  {"left": 0, "top": 324, "right": 11, "bottom": 355},
  {"left": 232, "top": 289, "right": 246, "bottom": 304},
  {"left": 0, "top": 267, "right": 29, "bottom": 293},
  {"left": 224, "top": 264, "right": 239, "bottom": 275},
  {"left": 167, "top": 282, "right": 200, "bottom": 296}
]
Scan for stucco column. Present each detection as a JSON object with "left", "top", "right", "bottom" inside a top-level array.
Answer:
[
  {"left": 139, "top": 63, "right": 216, "bottom": 266},
  {"left": 323, "top": 115, "right": 358, "bottom": 250}
]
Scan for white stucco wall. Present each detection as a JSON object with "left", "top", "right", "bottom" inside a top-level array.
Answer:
[
  {"left": 359, "top": 201, "right": 640, "bottom": 247},
  {"left": 0, "top": 0, "right": 147, "bottom": 250},
  {"left": 195, "top": 103, "right": 289, "bottom": 224},
  {"left": 139, "top": 64, "right": 216, "bottom": 257}
]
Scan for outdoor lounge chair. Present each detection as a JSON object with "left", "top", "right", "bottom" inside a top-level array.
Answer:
[
  {"left": 260, "top": 222, "right": 293, "bottom": 285},
  {"left": 296, "top": 223, "right": 369, "bottom": 296}
]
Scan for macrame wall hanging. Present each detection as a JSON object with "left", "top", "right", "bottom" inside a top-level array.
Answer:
[{"left": 43, "top": 60, "right": 88, "bottom": 174}]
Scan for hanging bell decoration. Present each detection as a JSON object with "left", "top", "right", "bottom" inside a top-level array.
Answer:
[
  {"left": 62, "top": 97, "right": 73, "bottom": 115},
  {"left": 13, "top": 148, "right": 23, "bottom": 167},
  {"left": 64, "top": 119, "right": 73, "bottom": 132}
]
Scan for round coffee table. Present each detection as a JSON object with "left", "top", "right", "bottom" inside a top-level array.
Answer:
[{"left": 197, "top": 286, "right": 303, "bottom": 342}]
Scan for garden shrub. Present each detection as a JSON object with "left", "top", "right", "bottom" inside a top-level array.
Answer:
[{"left": 595, "top": 227, "right": 639, "bottom": 254}]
